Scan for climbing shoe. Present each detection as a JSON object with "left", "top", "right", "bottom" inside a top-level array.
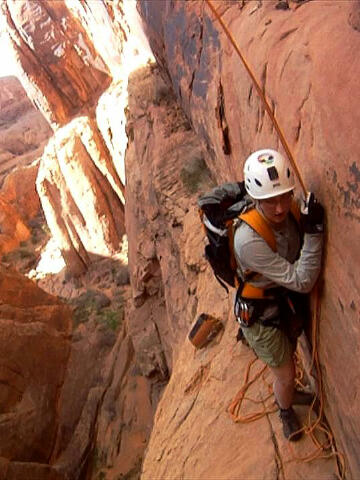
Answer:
[{"left": 279, "top": 407, "right": 302, "bottom": 442}]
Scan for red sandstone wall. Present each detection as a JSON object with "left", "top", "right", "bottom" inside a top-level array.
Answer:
[{"left": 137, "top": 1, "right": 360, "bottom": 477}]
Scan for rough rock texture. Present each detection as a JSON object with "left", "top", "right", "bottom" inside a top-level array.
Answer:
[
  {"left": 0, "top": 265, "right": 71, "bottom": 477},
  {"left": 125, "top": 64, "right": 213, "bottom": 374},
  {"left": 50, "top": 318, "right": 142, "bottom": 480},
  {"left": 0, "top": 76, "right": 52, "bottom": 184},
  {"left": 1, "top": 161, "right": 40, "bottom": 222},
  {"left": 0, "top": 0, "right": 129, "bottom": 273},
  {"left": 124, "top": 63, "right": 339, "bottom": 480},
  {"left": 36, "top": 116, "right": 125, "bottom": 277},
  {"left": 86, "top": 325, "right": 154, "bottom": 480},
  {"left": 64, "top": 0, "right": 129, "bottom": 80},
  {"left": 0, "top": 76, "right": 49, "bottom": 255},
  {"left": 30, "top": 254, "right": 155, "bottom": 480},
  {"left": 0, "top": 245, "right": 154, "bottom": 480},
  {"left": 0, "top": 0, "right": 112, "bottom": 128},
  {"left": 0, "top": 194, "right": 30, "bottom": 255},
  {"left": 0, "top": 0, "right": 358, "bottom": 478},
  {"left": 137, "top": 1, "right": 360, "bottom": 477}
]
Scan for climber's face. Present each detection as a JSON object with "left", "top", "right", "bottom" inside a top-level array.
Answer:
[{"left": 258, "top": 191, "right": 293, "bottom": 225}]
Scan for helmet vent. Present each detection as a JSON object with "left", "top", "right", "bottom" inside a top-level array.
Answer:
[
  {"left": 267, "top": 166, "right": 279, "bottom": 181},
  {"left": 255, "top": 178, "right": 262, "bottom": 187}
]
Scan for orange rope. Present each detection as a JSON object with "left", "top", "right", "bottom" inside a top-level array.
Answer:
[
  {"left": 286, "top": 285, "right": 346, "bottom": 478},
  {"left": 228, "top": 351, "right": 345, "bottom": 478},
  {"left": 204, "top": 0, "right": 307, "bottom": 197},
  {"left": 227, "top": 356, "right": 277, "bottom": 423}
]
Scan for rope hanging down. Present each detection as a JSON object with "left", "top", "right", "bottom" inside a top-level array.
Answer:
[{"left": 204, "top": 0, "right": 307, "bottom": 196}]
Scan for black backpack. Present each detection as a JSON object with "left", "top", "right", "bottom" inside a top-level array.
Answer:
[{"left": 198, "top": 181, "right": 252, "bottom": 292}]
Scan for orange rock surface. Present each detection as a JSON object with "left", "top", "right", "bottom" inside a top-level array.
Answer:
[
  {"left": 137, "top": 2, "right": 360, "bottom": 477},
  {"left": 125, "top": 63, "right": 340, "bottom": 480},
  {"left": 0, "top": 265, "right": 71, "bottom": 478},
  {"left": 0, "top": 0, "right": 359, "bottom": 478},
  {"left": 0, "top": 1, "right": 111, "bottom": 128}
]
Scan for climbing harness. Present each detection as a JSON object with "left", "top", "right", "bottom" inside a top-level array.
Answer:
[{"left": 204, "top": 1, "right": 345, "bottom": 477}]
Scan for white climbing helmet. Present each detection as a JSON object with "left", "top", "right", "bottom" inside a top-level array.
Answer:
[{"left": 243, "top": 149, "right": 295, "bottom": 199}]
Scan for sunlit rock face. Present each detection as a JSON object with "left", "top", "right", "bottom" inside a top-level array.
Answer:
[
  {"left": 0, "top": 0, "right": 130, "bottom": 275},
  {"left": 36, "top": 116, "right": 125, "bottom": 277},
  {"left": 0, "top": 0, "right": 111, "bottom": 128},
  {"left": 137, "top": 1, "right": 360, "bottom": 477},
  {"left": 63, "top": 0, "right": 129, "bottom": 80}
]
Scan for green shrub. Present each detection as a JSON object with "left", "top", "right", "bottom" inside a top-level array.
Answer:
[
  {"left": 180, "top": 156, "right": 214, "bottom": 194},
  {"left": 70, "top": 289, "right": 124, "bottom": 331},
  {"left": 97, "top": 309, "right": 122, "bottom": 331}
]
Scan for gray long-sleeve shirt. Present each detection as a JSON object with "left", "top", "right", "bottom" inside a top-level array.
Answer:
[{"left": 234, "top": 210, "right": 323, "bottom": 294}]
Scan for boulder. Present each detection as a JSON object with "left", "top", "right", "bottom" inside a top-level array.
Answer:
[{"left": 1, "top": 161, "right": 40, "bottom": 222}]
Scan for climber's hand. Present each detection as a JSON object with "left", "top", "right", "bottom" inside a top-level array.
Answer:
[{"left": 300, "top": 192, "right": 324, "bottom": 234}]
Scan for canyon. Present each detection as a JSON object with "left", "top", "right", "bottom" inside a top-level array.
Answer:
[{"left": 0, "top": 1, "right": 359, "bottom": 479}]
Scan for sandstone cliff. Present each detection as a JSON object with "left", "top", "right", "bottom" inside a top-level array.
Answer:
[
  {"left": 0, "top": 0, "right": 359, "bottom": 479},
  {"left": 0, "top": 76, "right": 52, "bottom": 184},
  {"left": 0, "top": 0, "right": 129, "bottom": 276},
  {"left": 136, "top": 0, "right": 360, "bottom": 478},
  {"left": 125, "top": 61, "right": 340, "bottom": 480},
  {"left": 0, "top": 265, "right": 72, "bottom": 479},
  {"left": 0, "top": 76, "right": 52, "bottom": 253}
]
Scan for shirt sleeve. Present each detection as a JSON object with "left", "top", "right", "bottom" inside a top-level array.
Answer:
[{"left": 234, "top": 227, "right": 323, "bottom": 293}]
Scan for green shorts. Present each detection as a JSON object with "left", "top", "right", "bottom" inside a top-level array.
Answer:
[{"left": 241, "top": 321, "right": 295, "bottom": 368}]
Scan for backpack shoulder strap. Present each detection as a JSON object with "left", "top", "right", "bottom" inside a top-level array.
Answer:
[
  {"left": 236, "top": 202, "right": 301, "bottom": 300},
  {"left": 239, "top": 208, "right": 277, "bottom": 252}
]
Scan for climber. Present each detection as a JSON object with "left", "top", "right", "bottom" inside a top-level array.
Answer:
[{"left": 234, "top": 149, "right": 324, "bottom": 441}]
